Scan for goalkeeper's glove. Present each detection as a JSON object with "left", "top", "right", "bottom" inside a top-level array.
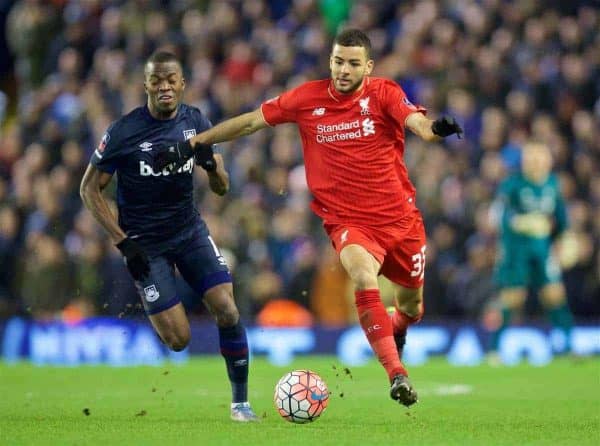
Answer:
[
  {"left": 116, "top": 237, "right": 150, "bottom": 281},
  {"left": 153, "top": 140, "right": 194, "bottom": 172},
  {"left": 194, "top": 144, "right": 217, "bottom": 172},
  {"left": 432, "top": 116, "right": 463, "bottom": 139},
  {"left": 511, "top": 213, "right": 552, "bottom": 238}
]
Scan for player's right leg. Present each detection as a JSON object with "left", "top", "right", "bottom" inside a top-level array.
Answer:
[
  {"left": 489, "top": 287, "right": 527, "bottom": 356},
  {"left": 134, "top": 256, "right": 190, "bottom": 351},
  {"left": 338, "top": 242, "right": 413, "bottom": 405}
]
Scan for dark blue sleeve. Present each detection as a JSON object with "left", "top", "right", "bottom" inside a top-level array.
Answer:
[{"left": 90, "top": 122, "right": 121, "bottom": 174}]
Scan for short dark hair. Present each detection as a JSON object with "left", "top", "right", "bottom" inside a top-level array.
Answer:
[
  {"left": 333, "top": 29, "right": 372, "bottom": 59},
  {"left": 145, "top": 51, "right": 181, "bottom": 69}
]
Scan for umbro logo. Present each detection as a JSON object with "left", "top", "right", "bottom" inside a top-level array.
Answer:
[
  {"left": 139, "top": 141, "right": 153, "bottom": 151},
  {"left": 312, "top": 107, "right": 326, "bottom": 116}
]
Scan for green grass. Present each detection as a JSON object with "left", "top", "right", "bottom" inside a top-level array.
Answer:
[{"left": 1, "top": 356, "right": 599, "bottom": 445}]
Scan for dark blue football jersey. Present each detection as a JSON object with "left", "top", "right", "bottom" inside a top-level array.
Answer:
[{"left": 90, "top": 104, "right": 212, "bottom": 253}]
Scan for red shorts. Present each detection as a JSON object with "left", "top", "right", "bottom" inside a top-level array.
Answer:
[{"left": 324, "top": 209, "right": 427, "bottom": 288}]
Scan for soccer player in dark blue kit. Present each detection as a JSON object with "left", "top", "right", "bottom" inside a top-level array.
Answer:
[{"left": 80, "top": 51, "right": 259, "bottom": 422}]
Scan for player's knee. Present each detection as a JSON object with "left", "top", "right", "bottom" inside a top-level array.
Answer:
[
  {"left": 350, "top": 270, "right": 378, "bottom": 290},
  {"left": 397, "top": 296, "right": 422, "bottom": 318},
  {"left": 215, "top": 305, "right": 239, "bottom": 327},
  {"left": 540, "top": 283, "right": 566, "bottom": 308},
  {"left": 163, "top": 330, "right": 190, "bottom": 352}
]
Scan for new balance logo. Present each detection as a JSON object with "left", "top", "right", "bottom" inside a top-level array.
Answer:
[
  {"left": 362, "top": 118, "right": 375, "bottom": 136},
  {"left": 340, "top": 229, "right": 349, "bottom": 244},
  {"left": 139, "top": 141, "right": 153, "bottom": 151},
  {"left": 312, "top": 107, "right": 326, "bottom": 116}
]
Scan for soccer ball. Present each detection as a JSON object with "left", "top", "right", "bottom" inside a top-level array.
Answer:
[{"left": 274, "top": 370, "right": 329, "bottom": 423}]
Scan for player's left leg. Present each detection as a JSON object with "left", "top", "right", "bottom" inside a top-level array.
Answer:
[
  {"left": 539, "top": 283, "right": 573, "bottom": 353},
  {"left": 175, "top": 231, "right": 258, "bottom": 422},
  {"left": 339, "top": 242, "right": 415, "bottom": 406},
  {"left": 390, "top": 285, "right": 424, "bottom": 359},
  {"left": 202, "top": 283, "right": 258, "bottom": 421}
]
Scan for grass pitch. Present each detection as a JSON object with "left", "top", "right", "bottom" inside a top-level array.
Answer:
[{"left": 1, "top": 356, "right": 598, "bottom": 445}]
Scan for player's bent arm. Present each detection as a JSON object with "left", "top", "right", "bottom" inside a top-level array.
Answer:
[
  {"left": 207, "top": 154, "right": 229, "bottom": 196},
  {"left": 192, "top": 109, "right": 268, "bottom": 146},
  {"left": 405, "top": 112, "right": 441, "bottom": 142},
  {"left": 80, "top": 164, "right": 127, "bottom": 244}
]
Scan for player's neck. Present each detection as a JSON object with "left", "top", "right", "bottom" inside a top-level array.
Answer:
[
  {"left": 329, "top": 77, "right": 369, "bottom": 101},
  {"left": 146, "top": 103, "right": 179, "bottom": 120}
]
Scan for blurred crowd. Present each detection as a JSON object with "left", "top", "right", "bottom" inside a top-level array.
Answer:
[{"left": 0, "top": 0, "right": 598, "bottom": 325}]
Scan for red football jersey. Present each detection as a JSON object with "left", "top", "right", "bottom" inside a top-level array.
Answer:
[{"left": 261, "top": 77, "right": 426, "bottom": 225}]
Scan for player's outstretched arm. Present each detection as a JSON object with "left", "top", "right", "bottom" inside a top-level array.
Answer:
[
  {"left": 406, "top": 112, "right": 463, "bottom": 142},
  {"left": 154, "top": 109, "right": 268, "bottom": 172}
]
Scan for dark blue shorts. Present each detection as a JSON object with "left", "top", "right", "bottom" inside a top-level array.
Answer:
[{"left": 134, "top": 225, "right": 232, "bottom": 315}]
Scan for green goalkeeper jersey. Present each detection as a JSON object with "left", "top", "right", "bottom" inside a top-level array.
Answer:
[
  {"left": 495, "top": 172, "right": 568, "bottom": 243},
  {"left": 493, "top": 172, "right": 568, "bottom": 288}
]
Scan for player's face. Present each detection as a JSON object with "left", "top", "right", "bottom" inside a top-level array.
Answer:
[
  {"left": 521, "top": 143, "right": 552, "bottom": 183},
  {"left": 329, "top": 44, "right": 373, "bottom": 94},
  {"left": 144, "top": 61, "right": 185, "bottom": 119}
]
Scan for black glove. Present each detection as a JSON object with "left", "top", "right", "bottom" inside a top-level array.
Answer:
[
  {"left": 194, "top": 143, "right": 217, "bottom": 172},
  {"left": 432, "top": 116, "right": 463, "bottom": 139},
  {"left": 153, "top": 140, "right": 194, "bottom": 172},
  {"left": 116, "top": 237, "right": 150, "bottom": 281}
]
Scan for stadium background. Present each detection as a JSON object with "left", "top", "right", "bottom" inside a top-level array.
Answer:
[{"left": 0, "top": 0, "right": 598, "bottom": 356}]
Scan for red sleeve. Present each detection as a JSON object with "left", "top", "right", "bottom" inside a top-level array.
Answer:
[
  {"left": 380, "top": 80, "right": 427, "bottom": 128},
  {"left": 260, "top": 85, "right": 303, "bottom": 126}
]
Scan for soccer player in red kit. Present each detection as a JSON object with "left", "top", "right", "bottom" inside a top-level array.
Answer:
[{"left": 154, "top": 29, "right": 463, "bottom": 407}]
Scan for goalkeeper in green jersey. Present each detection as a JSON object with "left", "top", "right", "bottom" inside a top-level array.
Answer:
[{"left": 490, "top": 141, "right": 573, "bottom": 354}]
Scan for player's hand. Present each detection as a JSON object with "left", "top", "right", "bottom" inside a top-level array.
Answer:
[
  {"left": 116, "top": 237, "right": 150, "bottom": 281},
  {"left": 432, "top": 116, "right": 463, "bottom": 139},
  {"left": 511, "top": 213, "right": 552, "bottom": 237},
  {"left": 153, "top": 140, "right": 194, "bottom": 172},
  {"left": 194, "top": 143, "right": 217, "bottom": 172}
]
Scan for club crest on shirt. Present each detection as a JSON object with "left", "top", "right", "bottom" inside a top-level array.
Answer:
[
  {"left": 143, "top": 285, "right": 160, "bottom": 302},
  {"left": 183, "top": 129, "right": 196, "bottom": 140},
  {"left": 359, "top": 97, "right": 371, "bottom": 115}
]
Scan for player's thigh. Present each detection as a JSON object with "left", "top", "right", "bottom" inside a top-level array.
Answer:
[
  {"left": 494, "top": 243, "right": 529, "bottom": 289},
  {"left": 325, "top": 223, "right": 384, "bottom": 288},
  {"left": 379, "top": 214, "right": 427, "bottom": 289},
  {"left": 135, "top": 255, "right": 180, "bottom": 315},
  {"left": 174, "top": 231, "right": 232, "bottom": 298},
  {"left": 499, "top": 287, "right": 527, "bottom": 309},
  {"left": 339, "top": 244, "right": 381, "bottom": 289},
  {"left": 134, "top": 256, "right": 190, "bottom": 348},
  {"left": 531, "top": 249, "right": 562, "bottom": 290},
  {"left": 539, "top": 282, "right": 567, "bottom": 308},
  {"left": 203, "top": 282, "right": 239, "bottom": 326},
  {"left": 148, "top": 303, "right": 190, "bottom": 351}
]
